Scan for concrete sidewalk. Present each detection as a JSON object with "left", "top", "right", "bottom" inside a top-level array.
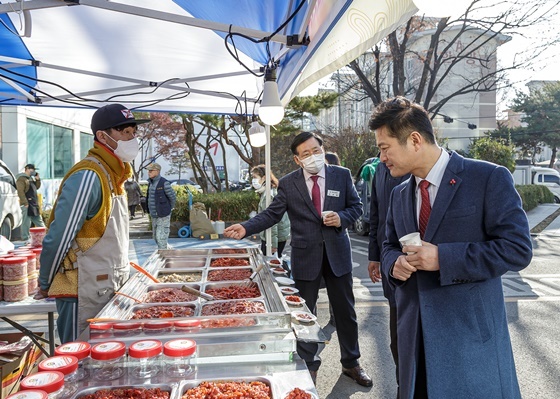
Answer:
[{"left": 525, "top": 203, "right": 560, "bottom": 233}]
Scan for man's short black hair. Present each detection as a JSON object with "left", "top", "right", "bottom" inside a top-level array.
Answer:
[{"left": 290, "top": 131, "right": 323, "bottom": 155}]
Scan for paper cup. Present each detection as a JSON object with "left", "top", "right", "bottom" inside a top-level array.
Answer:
[
  {"left": 399, "top": 232, "right": 422, "bottom": 254},
  {"left": 321, "top": 211, "right": 333, "bottom": 220}
]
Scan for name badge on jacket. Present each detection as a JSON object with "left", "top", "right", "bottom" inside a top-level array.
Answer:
[{"left": 327, "top": 190, "right": 340, "bottom": 197}]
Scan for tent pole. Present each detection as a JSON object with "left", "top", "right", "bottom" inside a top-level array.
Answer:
[{"left": 265, "top": 125, "right": 272, "bottom": 257}]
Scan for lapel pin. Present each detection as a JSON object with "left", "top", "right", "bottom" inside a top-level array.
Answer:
[{"left": 450, "top": 179, "right": 456, "bottom": 186}]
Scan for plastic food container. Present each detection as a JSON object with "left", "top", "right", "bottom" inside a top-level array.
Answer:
[
  {"left": 90, "top": 341, "right": 126, "bottom": 381},
  {"left": 3, "top": 277, "right": 29, "bottom": 301},
  {"left": 54, "top": 341, "right": 91, "bottom": 381},
  {"left": 89, "top": 322, "right": 113, "bottom": 339},
  {"left": 38, "top": 355, "right": 78, "bottom": 398},
  {"left": 27, "top": 271, "right": 39, "bottom": 295},
  {"left": 30, "top": 227, "right": 47, "bottom": 247},
  {"left": 13, "top": 252, "right": 36, "bottom": 276},
  {"left": 112, "top": 322, "right": 142, "bottom": 337},
  {"left": 32, "top": 248, "right": 42, "bottom": 271},
  {"left": 20, "top": 371, "right": 65, "bottom": 399},
  {"left": 2, "top": 257, "right": 27, "bottom": 281},
  {"left": 173, "top": 319, "right": 201, "bottom": 332},
  {"left": 0, "top": 280, "right": 3, "bottom": 301},
  {"left": 5, "top": 390, "right": 49, "bottom": 399},
  {"left": 128, "top": 339, "right": 162, "bottom": 379},
  {"left": 143, "top": 320, "right": 173, "bottom": 335},
  {"left": 163, "top": 339, "right": 196, "bottom": 378}
]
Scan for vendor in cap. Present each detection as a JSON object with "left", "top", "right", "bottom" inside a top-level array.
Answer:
[{"left": 38, "top": 104, "right": 149, "bottom": 343}]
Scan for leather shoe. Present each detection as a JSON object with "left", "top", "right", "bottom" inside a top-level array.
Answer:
[
  {"left": 309, "top": 370, "right": 317, "bottom": 385},
  {"left": 342, "top": 366, "right": 373, "bottom": 387}
]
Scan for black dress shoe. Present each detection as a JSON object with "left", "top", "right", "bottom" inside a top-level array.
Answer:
[{"left": 342, "top": 366, "right": 373, "bottom": 387}]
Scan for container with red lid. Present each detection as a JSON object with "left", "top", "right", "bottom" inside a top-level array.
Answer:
[
  {"left": 90, "top": 341, "right": 126, "bottom": 381},
  {"left": 31, "top": 248, "right": 42, "bottom": 271},
  {"left": 19, "top": 371, "right": 65, "bottom": 399},
  {"left": 173, "top": 319, "right": 201, "bottom": 331},
  {"left": 27, "top": 272, "right": 38, "bottom": 295},
  {"left": 112, "top": 322, "right": 142, "bottom": 337},
  {"left": 0, "top": 280, "right": 4, "bottom": 301},
  {"left": 38, "top": 356, "right": 78, "bottom": 398},
  {"left": 89, "top": 322, "right": 113, "bottom": 339},
  {"left": 163, "top": 339, "right": 197, "bottom": 378},
  {"left": 143, "top": 320, "right": 173, "bottom": 335},
  {"left": 2, "top": 257, "right": 27, "bottom": 281},
  {"left": 29, "top": 227, "right": 47, "bottom": 248},
  {"left": 4, "top": 277, "right": 29, "bottom": 302},
  {"left": 128, "top": 339, "right": 162, "bottom": 379},
  {"left": 5, "top": 389, "right": 49, "bottom": 399},
  {"left": 10, "top": 252, "right": 36, "bottom": 275},
  {"left": 54, "top": 341, "right": 91, "bottom": 381}
]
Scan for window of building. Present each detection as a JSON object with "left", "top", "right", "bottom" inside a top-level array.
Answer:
[
  {"left": 27, "top": 119, "right": 74, "bottom": 179},
  {"left": 80, "top": 132, "right": 93, "bottom": 158}
]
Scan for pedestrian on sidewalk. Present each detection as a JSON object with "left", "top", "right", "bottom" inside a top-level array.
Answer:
[
  {"left": 125, "top": 177, "right": 143, "bottom": 219},
  {"left": 16, "top": 163, "right": 45, "bottom": 241},
  {"left": 370, "top": 96, "right": 532, "bottom": 399},
  {"left": 146, "top": 163, "right": 176, "bottom": 249},
  {"left": 38, "top": 103, "right": 149, "bottom": 343}
]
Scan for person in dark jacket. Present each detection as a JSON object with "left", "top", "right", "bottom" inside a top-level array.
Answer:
[
  {"left": 16, "top": 163, "right": 45, "bottom": 241},
  {"left": 146, "top": 163, "right": 176, "bottom": 249},
  {"left": 124, "top": 178, "right": 143, "bottom": 219},
  {"left": 367, "top": 161, "right": 410, "bottom": 397}
]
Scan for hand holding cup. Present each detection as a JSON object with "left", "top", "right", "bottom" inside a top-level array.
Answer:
[{"left": 399, "top": 232, "right": 422, "bottom": 254}]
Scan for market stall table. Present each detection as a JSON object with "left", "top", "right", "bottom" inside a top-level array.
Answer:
[{"left": 0, "top": 296, "right": 57, "bottom": 356}]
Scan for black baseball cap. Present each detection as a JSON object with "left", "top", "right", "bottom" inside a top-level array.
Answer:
[
  {"left": 91, "top": 104, "right": 150, "bottom": 133},
  {"left": 25, "top": 164, "right": 38, "bottom": 170}
]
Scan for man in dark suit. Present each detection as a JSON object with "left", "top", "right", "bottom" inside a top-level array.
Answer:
[
  {"left": 370, "top": 97, "right": 532, "bottom": 398},
  {"left": 224, "top": 131, "right": 372, "bottom": 387},
  {"left": 368, "top": 161, "right": 410, "bottom": 397}
]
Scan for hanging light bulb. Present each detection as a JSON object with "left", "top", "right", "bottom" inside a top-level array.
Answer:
[
  {"left": 258, "top": 67, "right": 284, "bottom": 126},
  {"left": 413, "top": 0, "right": 470, "bottom": 18},
  {"left": 249, "top": 121, "right": 267, "bottom": 147}
]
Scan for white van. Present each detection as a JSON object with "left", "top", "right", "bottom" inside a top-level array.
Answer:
[
  {"left": 0, "top": 160, "right": 23, "bottom": 240},
  {"left": 513, "top": 165, "right": 560, "bottom": 203}
]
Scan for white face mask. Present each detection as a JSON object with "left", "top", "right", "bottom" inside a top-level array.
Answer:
[
  {"left": 105, "top": 133, "right": 139, "bottom": 163},
  {"left": 252, "top": 178, "right": 263, "bottom": 190},
  {"left": 300, "top": 153, "right": 325, "bottom": 174}
]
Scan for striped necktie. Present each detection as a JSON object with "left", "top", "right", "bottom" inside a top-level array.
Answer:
[{"left": 419, "top": 180, "right": 431, "bottom": 239}]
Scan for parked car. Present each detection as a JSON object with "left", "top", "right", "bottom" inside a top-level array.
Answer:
[
  {"left": 353, "top": 157, "right": 380, "bottom": 236},
  {"left": 0, "top": 160, "right": 23, "bottom": 240}
]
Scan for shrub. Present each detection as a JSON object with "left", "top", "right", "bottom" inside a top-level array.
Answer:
[{"left": 515, "top": 185, "right": 554, "bottom": 211}]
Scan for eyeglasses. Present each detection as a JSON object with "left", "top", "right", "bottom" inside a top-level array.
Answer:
[{"left": 298, "top": 148, "right": 323, "bottom": 160}]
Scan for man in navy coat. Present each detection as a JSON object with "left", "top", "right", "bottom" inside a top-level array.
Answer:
[
  {"left": 370, "top": 97, "right": 532, "bottom": 399},
  {"left": 225, "top": 131, "right": 372, "bottom": 387}
]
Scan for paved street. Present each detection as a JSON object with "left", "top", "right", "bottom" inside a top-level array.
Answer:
[{"left": 1, "top": 204, "right": 559, "bottom": 398}]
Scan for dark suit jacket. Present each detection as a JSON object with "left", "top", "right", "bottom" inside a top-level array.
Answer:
[
  {"left": 242, "top": 165, "right": 362, "bottom": 280},
  {"left": 382, "top": 152, "right": 532, "bottom": 399},
  {"left": 368, "top": 162, "right": 410, "bottom": 306}
]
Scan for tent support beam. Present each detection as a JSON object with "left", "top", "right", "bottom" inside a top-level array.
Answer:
[{"left": 0, "top": 76, "right": 36, "bottom": 102}]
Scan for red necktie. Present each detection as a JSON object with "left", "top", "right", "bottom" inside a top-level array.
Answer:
[
  {"left": 419, "top": 180, "right": 431, "bottom": 239},
  {"left": 311, "top": 175, "right": 321, "bottom": 215}
]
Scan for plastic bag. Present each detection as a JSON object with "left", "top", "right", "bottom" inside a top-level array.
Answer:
[{"left": 190, "top": 202, "right": 216, "bottom": 237}]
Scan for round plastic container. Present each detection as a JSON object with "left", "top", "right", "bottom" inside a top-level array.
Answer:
[
  {"left": 3, "top": 277, "right": 29, "bottom": 301},
  {"left": 20, "top": 371, "right": 65, "bottom": 399},
  {"left": 128, "top": 340, "right": 162, "bottom": 379},
  {"left": 112, "top": 322, "right": 142, "bottom": 337},
  {"left": 163, "top": 339, "right": 196, "bottom": 378},
  {"left": 0, "top": 280, "right": 4, "bottom": 301},
  {"left": 2, "top": 257, "right": 27, "bottom": 281},
  {"left": 12, "top": 252, "right": 36, "bottom": 274},
  {"left": 30, "top": 227, "right": 47, "bottom": 247},
  {"left": 90, "top": 341, "right": 126, "bottom": 381},
  {"left": 173, "top": 319, "right": 201, "bottom": 332},
  {"left": 38, "top": 356, "right": 78, "bottom": 398},
  {"left": 89, "top": 322, "right": 114, "bottom": 340},
  {"left": 27, "top": 272, "right": 39, "bottom": 295},
  {"left": 5, "top": 389, "right": 49, "bottom": 399},
  {"left": 143, "top": 321, "right": 173, "bottom": 335},
  {"left": 32, "top": 248, "right": 42, "bottom": 271},
  {"left": 54, "top": 342, "right": 91, "bottom": 381}
]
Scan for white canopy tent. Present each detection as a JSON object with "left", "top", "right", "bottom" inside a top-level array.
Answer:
[{"left": 1, "top": 0, "right": 418, "bottom": 253}]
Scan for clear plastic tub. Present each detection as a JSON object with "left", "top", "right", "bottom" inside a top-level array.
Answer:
[
  {"left": 112, "top": 322, "right": 142, "bottom": 337},
  {"left": 14, "top": 252, "right": 36, "bottom": 276},
  {"left": 30, "top": 226, "right": 47, "bottom": 247},
  {"left": 173, "top": 319, "right": 201, "bottom": 332},
  {"left": 128, "top": 339, "right": 162, "bottom": 379},
  {"left": 163, "top": 339, "right": 196, "bottom": 378},
  {"left": 90, "top": 341, "right": 126, "bottom": 381},
  {"left": 3, "top": 277, "right": 29, "bottom": 301},
  {"left": 2, "top": 257, "right": 27, "bottom": 281},
  {"left": 32, "top": 248, "right": 43, "bottom": 271},
  {"left": 142, "top": 320, "right": 173, "bottom": 335},
  {"left": 54, "top": 341, "right": 91, "bottom": 381},
  {"left": 0, "top": 280, "right": 3, "bottom": 301},
  {"left": 89, "top": 322, "right": 114, "bottom": 340},
  {"left": 6, "top": 389, "right": 49, "bottom": 399},
  {"left": 38, "top": 355, "right": 78, "bottom": 398},
  {"left": 20, "top": 371, "right": 65, "bottom": 399},
  {"left": 28, "top": 271, "right": 39, "bottom": 295}
]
